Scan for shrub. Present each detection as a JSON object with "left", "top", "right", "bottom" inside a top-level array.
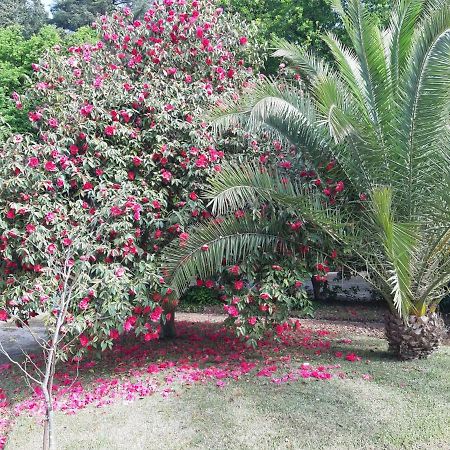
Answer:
[{"left": 0, "top": 0, "right": 263, "bottom": 355}]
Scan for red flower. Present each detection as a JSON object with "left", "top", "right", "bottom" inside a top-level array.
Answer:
[
  {"left": 78, "top": 297, "right": 90, "bottom": 310},
  {"left": 0, "top": 309, "right": 8, "bottom": 321},
  {"left": 189, "top": 192, "right": 198, "bottom": 201},
  {"left": 335, "top": 181, "right": 345, "bottom": 192},
  {"left": 47, "top": 117, "right": 59, "bottom": 128},
  {"left": 44, "top": 161, "right": 57, "bottom": 172},
  {"left": 62, "top": 237, "right": 72, "bottom": 246},
  {"left": 104, "top": 125, "right": 116, "bottom": 136},
  {"left": 248, "top": 316, "right": 257, "bottom": 326},
  {"left": 224, "top": 305, "right": 238, "bottom": 317},
  {"left": 82, "top": 182, "right": 93, "bottom": 191},
  {"left": 239, "top": 36, "right": 248, "bottom": 45},
  {"left": 234, "top": 280, "right": 244, "bottom": 291},
  {"left": 150, "top": 306, "right": 163, "bottom": 322},
  {"left": 79, "top": 335, "right": 89, "bottom": 347},
  {"left": 345, "top": 353, "right": 361, "bottom": 362},
  {"left": 109, "top": 329, "right": 120, "bottom": 340},
  {"left": 28, "top": 157, "right": 39, "bottom": 168}
]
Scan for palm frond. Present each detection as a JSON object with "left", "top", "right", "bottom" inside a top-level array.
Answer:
[
  {"left": 395, "top": 5, "right": 450, "bottom": 219},
  {"left": 370, "top": 187, "right": 417, "bottom": 316},
  {"left": 162, "top": 216, "right": 293, "bottom": 297},
  {"left": 206, "top": 162, "right": 348, "bottom": 243}
]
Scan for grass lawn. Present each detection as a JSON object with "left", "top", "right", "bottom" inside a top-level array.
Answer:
[{"left": 2, "top": 320, "right": 450, "bottom": 450}]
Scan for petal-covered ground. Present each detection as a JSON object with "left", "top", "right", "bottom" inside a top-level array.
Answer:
[{"left": 0, "top": 318, "right": 379, "bottom": 448}]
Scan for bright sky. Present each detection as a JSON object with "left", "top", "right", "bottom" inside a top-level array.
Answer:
[{"left": 42, "top": 0, "right": 53, "bottom": 12}]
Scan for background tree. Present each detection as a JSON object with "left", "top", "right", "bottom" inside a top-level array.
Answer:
[
  {"left": 0, "top": 0, "right": 48, "bottom": 37},
  {"left": 222, "top": 0, "right": 390, "bottom": 72},
  {"left": 50, "top": 0, "right": 149, "bottom": 30}
]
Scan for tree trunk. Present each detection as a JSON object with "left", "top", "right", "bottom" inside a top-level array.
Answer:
[
  {"left": 311, "top": 277, "right": 328, "bottom": 301},
  {"left": 385, "top": 311, "right": 447, "bottom": 360},
  {"left": 43, "top": 392, "right": 55, "bottom": 450},
  {"left": 160, "top": 310, "right": 176, "bottom": 339}
]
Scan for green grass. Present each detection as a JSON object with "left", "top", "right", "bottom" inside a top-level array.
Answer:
[{"left": 5, "top": 334, "right": 450, "bottom": 450}]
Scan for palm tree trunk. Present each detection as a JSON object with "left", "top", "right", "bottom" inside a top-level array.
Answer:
[{"left": 385, "top": 311, "right": 447, "bottom": 360}]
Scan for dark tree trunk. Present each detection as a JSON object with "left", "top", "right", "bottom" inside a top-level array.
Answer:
[
  {"left": 160, "top": 310, "right": 176, "bottom": 339},
  {"left": 311, "top": 277, "right": 328, "bottom": 301}
]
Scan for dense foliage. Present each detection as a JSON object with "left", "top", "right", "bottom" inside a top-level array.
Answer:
[
  {"left": 0, "top": 0, "right": 265, "bottom": 355},
  {"left": 222, "top": 0, "right": 390, "bottom": 72}
]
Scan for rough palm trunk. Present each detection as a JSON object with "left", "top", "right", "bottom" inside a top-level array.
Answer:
[{"left": 385, "top": 311, "right": 447, "bottom": 360}]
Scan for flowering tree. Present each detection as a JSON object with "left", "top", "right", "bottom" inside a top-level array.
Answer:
[
  {"left": 0, "top": 230, "right": 96, "bottom": 450},
  {"left": 0, "top": 0, "right": 263, "bottom": 352}
]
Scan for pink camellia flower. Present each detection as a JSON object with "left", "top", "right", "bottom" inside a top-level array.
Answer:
[
  {"left": 161, "top": 170, "right": 172, "bottom": 182},
  {"left": 80, "top": 104, "right": 94, "bottom": 116},
  {"left": 110, "top": 206, "right": 122, "bottom": 216},
  {"left": 335, "top": 181, "right": 345, "bottom": 192},
  {"left": 239, "top": 36, "right": 248, "bottom": 45},
  {"left": 0, "top": 309, "right": 8, "bottom": 321},
  {"left": 150, "top": 306, "right": 163, "bottom": 322},
  {"left": 44, "top": 161, "right": 57, "bottom": 172},
  {"left": 45, "top": 212, "right": 56, "bottom": 224},
  {"left": 189, "top": 192, "right": 198, "bottom": 201},
  {"left": 6, "top": 209, "right": 15, "bottom": 219},
  {"left": 28, "top": 157, "right": 39, "bottom": 168},
  {"left": 47, "top": 243, "right": 57, "bottom": 255},
  {"left": 164, "top": 104, "right": 174, "bottom": 112},
  {"left": 28, "top": 111, "right": 42, "bottom": 122},
  {"left": 26, "top": 223, "right": 36, "bottom": 234},
  {"left": 47, "top": 118, "right": 59, "bottom": 128},
  {"left": 62, "top": 237, "right": 72, "bottom": 246},
  {"left": 229, "top": 265, "right": 240, "bottom": 275},
  {"left": 248, "top": 316, "right": 257, "bottom": 326},
  {"left": 115, "top": 267, "right": 125, "bottom": 278},
  {"left": 132, "top": 156, "right": 142, "bottom": 166},
  {"left": 82, "top": 182, "right": 93, "bottom": 191},
  {"left": 104, "top": 125, "right": 116, "bottom": 136},
  {"left": 224, "top": 305, "right": 238, "bottom": 317},
  {"left": 234, "top": 280, "right": 244, "bottom": 291},
  {"left": 79, "top": 335, "right": 89, "bottom": 347},
  {"left": 124, "top": 316, "right": 137, "bottom": 332},
  {"left": 201, "top": 244, "right": 209, "bottom": 251},
  {"left": 78, "top": 297, "right": 90, "bottom": 310},
  {"left": 260, "top": 293, "right": 271, "bottom": 300}
]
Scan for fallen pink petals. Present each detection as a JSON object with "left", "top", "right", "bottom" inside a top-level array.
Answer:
[{"left": 0, "top": 320, "right": 370, "bottom": 449}]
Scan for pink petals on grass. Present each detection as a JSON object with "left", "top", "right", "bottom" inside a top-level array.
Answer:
[{"left": 0, "top": 321, "right": 365, "bottom": 438}]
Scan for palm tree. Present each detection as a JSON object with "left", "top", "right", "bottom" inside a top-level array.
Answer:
[{"left": 163, "top": 0, "right": 450, "bottom": 359}]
